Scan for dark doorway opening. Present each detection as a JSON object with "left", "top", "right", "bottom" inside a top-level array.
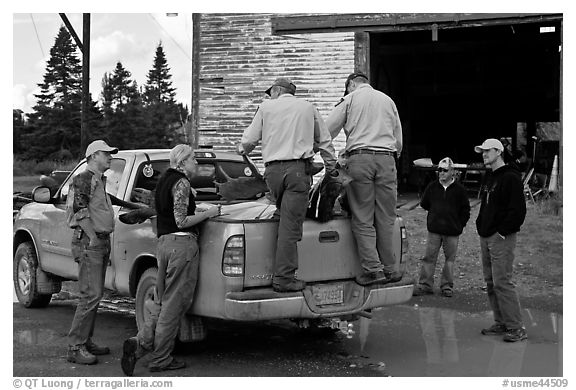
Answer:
[{"left": 369, "top": 21, "right": 561, "bottom": 190}]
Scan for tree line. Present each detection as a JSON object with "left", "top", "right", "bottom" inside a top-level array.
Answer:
[{"left": 13, "top": 26, "right": 189, "bottom": 161}]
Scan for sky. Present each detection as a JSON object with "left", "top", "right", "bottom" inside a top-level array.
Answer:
[
  {"left": 13, "top": 13, "right": 194, "bottom": 114},
  {"left": 11, "top": 4, "right": 575, "bottom": 117}
]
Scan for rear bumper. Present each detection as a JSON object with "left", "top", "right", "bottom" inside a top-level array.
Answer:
[{"left": 223, "top": 279, "right": 414, "bottom": 321}]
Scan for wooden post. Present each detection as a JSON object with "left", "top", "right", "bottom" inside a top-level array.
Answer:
[
  {"left": 191, "top": 13, "right": 201, "bottom": 149},
  {"left": 354, "top": 32, "right": 370, "bottom": 76},
  {"left": 559, "top": 19, "right": 563, "bottom": 190}
]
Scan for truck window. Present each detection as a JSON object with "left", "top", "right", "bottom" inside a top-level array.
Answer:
[
  {"left": 59, "top": 158, "right": 127, "bottom": 203},
  {"left": 132, "top": 160, "right": 219, "bottom": 201},
  {"left": 131, "top": 157, "right": 258, "bottom": 202}
]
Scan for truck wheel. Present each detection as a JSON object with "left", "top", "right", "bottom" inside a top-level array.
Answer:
[
  {"left": 13, "top": 242, "right": 52, "bottom": 308},
  {"left": 135, "top": 267, "right": 158, "bottom": 331}
]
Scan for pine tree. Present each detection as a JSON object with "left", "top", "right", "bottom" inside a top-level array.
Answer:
[
  {"left": 142, "top": 43, "right": 182, "bottom": 148},
  {"left": 25, "top": 26, "right": 84, "bottom": 159},
  {"left": 99, "top": 62, "right": 146, "bottom": 149},
  {"left": 144, "top": 43, "right": 177, "bottom": 105}
]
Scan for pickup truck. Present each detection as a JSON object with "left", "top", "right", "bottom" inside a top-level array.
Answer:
[{"left": 13, "top": 149, "right": 413, "bottom": 337}]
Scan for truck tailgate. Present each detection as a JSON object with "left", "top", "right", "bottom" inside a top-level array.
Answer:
[{"left": 242, "top": 217, "right": 360, "bottom": 288}]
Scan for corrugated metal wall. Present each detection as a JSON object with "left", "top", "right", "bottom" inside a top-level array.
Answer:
[{"left": 198, "top": 13, "right": 354, "bottom": 156}]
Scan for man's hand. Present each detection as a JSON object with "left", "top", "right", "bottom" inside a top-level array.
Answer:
[{"left": 132, "top": 188, "right": 153, "bottom": 206}]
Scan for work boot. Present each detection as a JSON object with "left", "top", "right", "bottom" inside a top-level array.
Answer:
[
  {"left": 149, "top": 359, "right": 186, "bottom": 373},
  {"left": 481, "top": 323, "right": 507, "bottom": 335},
  {"left": 121, "top": 337, "right": 139, "bottom": 376},
  {"left": 67, "top": 345, "right": 97, "bottom": 365},
  {"left": 503, "top": 327, "right": 528, "bottom": 342},
  {"left": 384, "top": 271, "right": 403, "bottom": 283},
  {"left": 412, "top": 286, "right": 434, "bottom": 296},
  {"left": 85, "top": 339, "right": 110, "bottom": 355},
  {"left": 441, "top": 289, "right": 453, "bottom": 298},
  {"left": 273, "top": 278, "right": 306, "bottom": 292},
  {"left": 355, "top": 270, "right": 388, "bottom": 286}
]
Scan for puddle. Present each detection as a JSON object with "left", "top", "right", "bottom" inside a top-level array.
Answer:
[
  {"left": 15, "top": 328, "right": 59, "bottom": 346},
  {"left": 338, "top": 305, "right": 562, "bottom": 377}
]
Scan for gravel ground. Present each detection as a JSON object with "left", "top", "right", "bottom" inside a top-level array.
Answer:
[{"left": 400, "top": 195, "right": 563, "bottom": 314}]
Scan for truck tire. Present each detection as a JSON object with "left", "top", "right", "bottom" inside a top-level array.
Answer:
[
  {"left": 13, "top": 242, "right": 52, "bottom": 308},
  {"left": 135, "top": 267, "right": 158, "bottom": 331}
]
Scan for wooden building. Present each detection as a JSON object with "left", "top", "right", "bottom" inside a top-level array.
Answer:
[{"left": 193, "top": 13, "right": 562, "bottom": 189}]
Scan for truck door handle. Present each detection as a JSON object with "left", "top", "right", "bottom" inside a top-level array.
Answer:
[{"left": 319, "top": 231, "right": 339, "bottom": 243}]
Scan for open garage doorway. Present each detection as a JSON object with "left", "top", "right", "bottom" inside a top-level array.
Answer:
[{"left": 369, "top": 21, "right": 562, "bottom": 191}]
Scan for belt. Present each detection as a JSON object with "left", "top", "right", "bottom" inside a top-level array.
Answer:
[
  {"left": 95, "top": 232, "right": 111, "bottom": 239},
  {"left": 264, "top": 159, "right": 305, "bottom": 167},
  {"left": 347, "top": 149, "right": 396, "bottom": 157}
]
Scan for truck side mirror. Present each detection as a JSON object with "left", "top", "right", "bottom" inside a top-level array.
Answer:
[{"left": 32, "top": 186, "right": 52, "bottom": 203}]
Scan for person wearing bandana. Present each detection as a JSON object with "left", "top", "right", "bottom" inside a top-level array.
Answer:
[{"left": 121, "top": 144, "right": 220, "bottom": 375}]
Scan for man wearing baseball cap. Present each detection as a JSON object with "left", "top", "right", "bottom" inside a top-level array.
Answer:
[
  {"left": 413, "top": 157, "right": 470, "bottom": 298},
  {"left": 326, "top": 72, "right": 403, "bottom": 286},
  {"left": 475, "top": 138, "right": 527, "bottom": 342},
  {"left": 66, "top": 140, "right": 143, "bottom": 364},
  {"left": 238, "top": 77, "right": 337, "bottom": 292}
]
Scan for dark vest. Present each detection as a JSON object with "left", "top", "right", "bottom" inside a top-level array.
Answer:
[{"left": 155, "top": 168, "right": 197, "bottom": 237}]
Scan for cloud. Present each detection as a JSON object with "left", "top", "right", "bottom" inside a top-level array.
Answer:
[
  {"left": 13, "top": 84, "right": 27, "bottom": 109},
  {"left": 13, "top": 84, "right": 38, "bottom": 113},
  {"left": 91, "top": 30, "right": 148, "bottom": 69}
]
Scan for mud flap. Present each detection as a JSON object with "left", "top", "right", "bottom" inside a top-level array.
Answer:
[
  {"left": 36, "top": 268, "right": 62, "bottom": 295},
  {"left": 178, "top": 315, "right": 207, "bottom": 342}
]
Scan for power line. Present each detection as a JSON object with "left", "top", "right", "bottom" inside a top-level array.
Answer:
[
  {"left": 29, "top": 14, "right": 45, "bottom": 58},
  {"left": 148, "top": 14, "right": 191, "bottom": 62}
]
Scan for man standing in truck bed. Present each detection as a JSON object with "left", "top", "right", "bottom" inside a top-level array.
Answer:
[
  {"left": 326, "top": 73, "right": 403, "bottom": 286},
  {"left": 238, "top": 77, "right": 338, "bottom": 292}
]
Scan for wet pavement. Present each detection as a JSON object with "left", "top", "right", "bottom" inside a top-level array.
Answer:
[
  {"left": 13, "top": 288, "right": 562, "bottom": 377},
  {"left": 339, "top": 305, "right": 562, "bottom": 376}
]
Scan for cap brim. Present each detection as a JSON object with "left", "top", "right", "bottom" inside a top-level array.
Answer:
[
  {"left": 106, "top": 147, "right": 119, "bottom": 154},
  {"left": 265, "top": 86, "right": 272, "bottom": 96},
  {"left": 474, "top": 146, "right": 485, "bottom": 153}
]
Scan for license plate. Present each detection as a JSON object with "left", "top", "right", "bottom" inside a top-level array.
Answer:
[{"left": 313, "top": 284, "right": 344, "bottom": 305}]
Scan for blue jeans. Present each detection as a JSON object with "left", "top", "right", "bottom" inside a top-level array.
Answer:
[
  {"left": 138, "top": 234, "right": 199, "bottom": 369},
  {"left": 346, "top": 154, "right": 397, "bottom": 273},
  {"left": 264, "top": 160, "right": 311, "bottom": 285},
  {"left": 418, "top": 232, "right": 459, "bottom": 292},
  {"left": 68, "top": 234, "right": 110, "bottom": 348},
  {"left": 480, "top": 233, "right": 524, "bottom": 330}
]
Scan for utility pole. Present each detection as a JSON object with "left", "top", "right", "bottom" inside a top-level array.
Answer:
[
  {"left": 191, "top": 13, "right": 201, "bottom": 149},
  {"left": 59, "top": 13, "right": 90, "bottom": 153}
]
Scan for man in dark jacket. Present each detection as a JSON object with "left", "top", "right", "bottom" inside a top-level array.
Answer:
[
  {"left": 475, "top": 138, "right": 527, "bottom": 343},
  {"left": 413, "top": 157, "right": 470, "bottom": 297}
]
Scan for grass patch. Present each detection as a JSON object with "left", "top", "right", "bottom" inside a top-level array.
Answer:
[{"left": 13, "top": 157, "right": 78, "bottom": 176}]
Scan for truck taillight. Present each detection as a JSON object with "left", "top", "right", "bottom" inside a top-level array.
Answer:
[{"left": 222, "top": 235, "right": 245, "bottom": 276}]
